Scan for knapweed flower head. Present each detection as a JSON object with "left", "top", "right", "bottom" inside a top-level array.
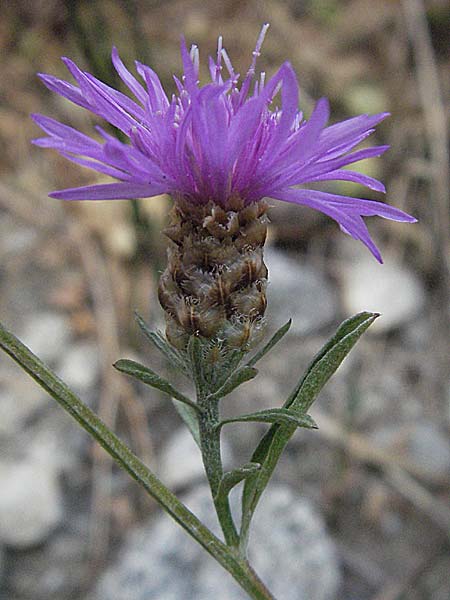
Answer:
[{"left": 32, "top": 24, "right": 415, "bottom": 264}]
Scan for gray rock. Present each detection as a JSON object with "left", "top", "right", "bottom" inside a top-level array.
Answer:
[
  {"left": 265, "top": 248, "right": 337, "bottom": 335},
  {"left": 6, "top": 513, "right": 89, "bottom": 600},
  {"left": 0, "top": 457, "right": 63, "bottom": 548},
  {"left": 0, "top": 363, "right": 48, "bottom": 436},
  {"left": 407, "top": 422, "right": 450, "bottom": 479},
  {"left": 19, "top": 312, "right": 71, "bottom": 364},
  {"left": 341, "top": 256, "right": 425, "bottom": 332},
  {"left": 158, "top": 427, "right": 232, "bottom": 490},
  {"left": 372, "top": 422, "right": 450, "bottom": 481},
  {"left": 57, "top": 341, "right": 99, "bottom": 392},
  {"left": 0, "top": 215, "right": 38, "bottom": 257},
  {"left": 96, "top": 485, "right": 340, "bottom": 600}
]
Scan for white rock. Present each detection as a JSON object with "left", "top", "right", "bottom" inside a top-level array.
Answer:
[
  {"left": 265, "top": 248, "right": 338, "bottom": 335},
  {"left": 158, "top": 427, "right": 232, "bottom": 490},
  {"left": 0, "top": 365, "right": 48, "bottom": 435},
  {"left": 57, "top": 341, "right": 99, "bottom": 392},
  {"left": 341, "top": 256, "right": 425, "bottom": 332},
  {"left": 0, "top": 458, "right": 63, "bottom": 548},
  {"left": 407, "top": 423, "right": 450, "bottom": 479},
  {"left": 0, "top": 215, "right": 38, "bottom": 256},
  {"left": 20, "top": 313, "right": 71, "bottom": 364}
]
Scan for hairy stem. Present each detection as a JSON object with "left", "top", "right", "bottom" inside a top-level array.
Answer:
[{"left": 198, "top": 395, "right": 240, "bottom": 547}]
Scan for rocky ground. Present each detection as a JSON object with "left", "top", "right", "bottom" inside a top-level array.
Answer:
[{"left": 0, "top": 1, "right": 449, "bottom": 599}]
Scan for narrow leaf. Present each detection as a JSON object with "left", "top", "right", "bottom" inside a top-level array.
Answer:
[
  {"left": 289, "top": 312, "right": 379, "bottom": 414},
  {"left": 246, "top": 319, "right": 292, "bottom": 368},
  {"left": 240, "top": 312, "right": 379, "bottom": 549},
  {"left": 172, "top": 399, "right": 201, "bottom": 448},
  {"left": 284, "top": 311, "right": 378, "bottom": 410},
  {"left": 134, "top": 312, "right": 189, "bottom": 377},
  {"left": 216, "top": 409, "right": 317, "bottom": 430},
  {"left": 210, "top": 366, "right": 258, "bottom": 400},
  {"left": 215, "top": 463, "right": 261, "bottom": 501},
  {"left": 114, "top": 358, "right": 200, "bottom": 412}
]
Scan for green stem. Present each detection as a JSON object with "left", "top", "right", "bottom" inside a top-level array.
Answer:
[
  {"left": 198, "top": 395, "right": 240, "bottom": 548},
  {"left": 0, "top": 320, "right": 274, "bottom": 600}
]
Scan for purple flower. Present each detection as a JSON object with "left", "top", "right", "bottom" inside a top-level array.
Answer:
[{"left": 32, "top": 24, "right": 415, "bottom": 262}]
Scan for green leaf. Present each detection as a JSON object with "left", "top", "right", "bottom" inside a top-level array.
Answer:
[
  {"left": 288, "top": 311, "right": 378, "bottom": 414},
  {"left": 114, "top": 358, "right": 200, "bottom": 412},
  {"left": 240, "top": 312, "right": 379, "bottom": 550},
  {"left": 210, "top": 366, "right": 258, "bottom": 400},
  {"left": 246, "top": 319, "right": 292, "bottom": 368},
  {"left": 284, "top": 311, "right": 378, "bottom": 411},
  {"left": 215, "top": 463, "right": 261, "bottom": 502},
  {"left": 134, "top": 312, "right": 189, "bottom": 377},
  {"left": 216, "top": 409, "right": 317, "bottom": 430}
]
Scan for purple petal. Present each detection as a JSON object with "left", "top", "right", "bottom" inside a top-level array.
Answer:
[
  {"left": 305, "top": 169, "right": 386, "bottom": 193},
  {"left": 180, "top": 37, "right": 198, "bottom": 93},
  {"left": 135, "top": 61, "right": 170, "bottom": 112},
  {"left": 49, "top": 182, "right": 168, "bottom": 201},
  {"left": 270, "top": 187, "right": 416, "bottom": 261},
  {"left": 111, "top": 47, "right": 148, "bottom": 105},
  {"left": 37, "top": 73, "right": 91, "bottom": 110},
  {"left": 60, "top": 58, "right": 139, "bottom": 133},
  {"left": 58, "top": 152, "right": 134, "bottom": 180},
  {"left": 31, "top": 114, "right": 100, "bottom": 152}
]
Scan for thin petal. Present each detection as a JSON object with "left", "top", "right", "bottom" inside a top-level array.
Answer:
[
  {"left": 111, "top": 47, "right": 148, "bottom": 104},
  {"left": 49, "top": 182, "right": 168, "bottom": 201},
  {"left": 271, "top": 187, "right": 416, "bottom": 261},
  {"left": 305, "top": 169, "right": 386, "bottom": 193},
  {"left": 37, "top": 73, "right": 91, "bottom": 110},
  {"left": 180, "top": 37, "right": 198, "bottom": 93}
]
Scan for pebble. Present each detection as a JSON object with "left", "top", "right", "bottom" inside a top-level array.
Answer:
[
  {"left": 0, "top": 215, "right": 38, "bottom": 257},
  {"left": 406, "top": 422, "right": 450, "bottom": 480},
  {"left": 265, "top": 248, "right": 338, "bottom": 335},
  {"left": 95, "top": 484, "right": 340, "bottom": 600},
  {"left": 57, "top": 341, "right": 100, "bottom": 392},
  {"left": 5, "top": 513, "right": 89, "bottom": 600},
  {"left": 19, "top": 312, "right": 71, "bottom": 364},
  {"left": 372, "top": 421, "right": 450, "bottom": 481},
  {"left": 0, "top": 364, "right": 48, "bottom": 436},
  {"left": 0, "top": 457, "right": 63, "bottom": 548},
  {"left": 341, "top": 255, "right": 425, "bottom": 332}
]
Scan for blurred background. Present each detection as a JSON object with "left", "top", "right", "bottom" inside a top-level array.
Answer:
[{"left": 0, "top": 1, "right": 449, "bottom": 599}]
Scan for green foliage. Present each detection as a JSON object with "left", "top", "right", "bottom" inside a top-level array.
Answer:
[
  {"left": 239, "top": 311, "right": 379, "bottom": 550},
  {"left": 210, "top": 366, "right": 258, "bottom": 400},
  {"left": 0, "top": 320, "right": 273, "bottom": 599},
  {"left": 113, "top": 358, "right": 200, "bottom": 412},
  {"left": 216, "top": 409, "right": 317, "bottom": 430},
  {"left": 215, "top": 463, "right": 262, "bottom": 502},
  {"left": 0, "top": 308, "right": 379, "bottom": 598}
]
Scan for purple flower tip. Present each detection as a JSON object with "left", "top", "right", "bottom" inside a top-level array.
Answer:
[{"left": 32, "top": 26, "right": 415, "bottom": 260}]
